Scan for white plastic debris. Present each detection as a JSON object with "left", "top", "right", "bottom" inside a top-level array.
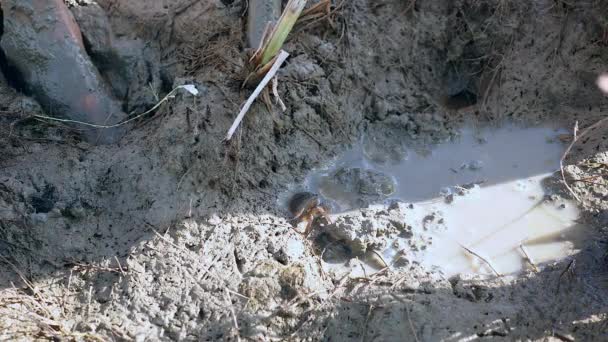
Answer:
[{"left": 181, "top": 84, "right": 199, "bottom": 96}]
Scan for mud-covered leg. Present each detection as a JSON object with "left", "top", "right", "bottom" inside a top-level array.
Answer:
[
  {"left": 291, "top": 213, "right": 312, "bottom": 236},
  {"left": 320, "top": 208, "right": 332, "bottom": 224},
  {"left": 311, "top": 207, "right": 332, "bottom": 224},
  {"left": 303, "top": 214, "right": 315, "bottom": 237}
]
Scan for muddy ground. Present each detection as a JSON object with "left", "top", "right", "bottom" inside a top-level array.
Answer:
[{"left": 0, "top": 0, "right": 607, "bottom": 340}]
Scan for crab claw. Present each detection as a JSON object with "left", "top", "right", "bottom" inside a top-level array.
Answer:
[{"left": 311, "top": 206, "right": 332, "bottom": 225}]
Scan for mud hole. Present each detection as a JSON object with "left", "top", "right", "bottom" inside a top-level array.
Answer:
[{"left": 1, "top": 0, "right": 608, "bottom": 341}]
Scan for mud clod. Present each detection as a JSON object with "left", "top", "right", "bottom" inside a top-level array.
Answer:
[{"left": 319, "top": 167, "right": 396, "bottom": 209}]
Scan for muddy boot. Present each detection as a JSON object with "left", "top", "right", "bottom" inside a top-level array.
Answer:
[
  {"left": 0, "top": 0, "right": 128, "bottom": 144},
  {"left": 70, "top": 3, "right": 163, "bottom": 115}
]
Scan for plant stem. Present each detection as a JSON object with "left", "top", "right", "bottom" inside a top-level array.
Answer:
[
  {"left": 247, "top": 0, "right": 281, "bottom": 48},
  {"left": 260, "top": 0, "right": 307, "bottom": 66}
]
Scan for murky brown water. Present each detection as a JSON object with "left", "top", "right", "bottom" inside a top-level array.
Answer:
[{"left": 296, "top": 125, "right": 585, "bottom": 278}]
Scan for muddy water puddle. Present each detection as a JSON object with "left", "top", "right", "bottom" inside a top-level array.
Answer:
[{"left": 288, "top": 125, "right": 586, "bottom": 278}]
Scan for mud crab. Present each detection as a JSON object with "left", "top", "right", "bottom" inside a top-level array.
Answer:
[{"left": 288, "top": 192, "right": 332, "bottom": 236}]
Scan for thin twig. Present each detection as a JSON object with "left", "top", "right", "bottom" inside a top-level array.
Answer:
[
  {"left": 225, "top": 50, "right": 289, "bottom": 141},
  {"left": 86, "top": 286, "right": 93, "bottom": 317},
  {"left": 389, "top": 293, "right": 421, "bottom": 342},
  {"left": 0, "top": 254, "right": 48, "bottom": 306},
  {"left": 469, "top": 199, "right": 545, "bottom": 250},
  {"left": 272, "top": 76, "right": 287, "bottom": 111},
  {"left": 357, "top": 257, "right": 368, "bottom": 279},
  {"left": 62, "top": 269, "right": 73, "bottom": 315},
  {"left": 560, "top": 121, "right": 581, "bottom": 201},
  {"left": 114, "top": 256, "right": 127, "bottom": 276},
  {"left": 207, "top": 80, "right": 239, "bottom": 108},
  {"left": 67, "top": 261, "right": 125, "bottom": 274},
  {"left": 225, "top": 290, "right": 241, "bottom": 342},
  {"left": 401, "top": 0, "right": 417, "bottom": 15},
  {"left": 320, "top": 241, "right": 338, "bottom": 260},
  {"left": 293, "top": 123, "right": 325, "bottom": 146},
  {"left": 553, "top": 331, "right": 575, "bottom": 342},
  {"left": 33, "top": 85, "right": 198, "bottom": 129},
  {"left": 360, "top": 304, "right": 374, "bottom": 342},
  {"left": 367, "top": 267, "right": 390, "bottom": 286},
  {"left": 405, "top": 300, "right": 420, "bottom": 342},
  {"left": 519, "top": 242, "right": 539, "bottom": 272},
  {"left": 556, "top": 258, "right": 576, "bottom": 293},
  {"left": 560, "top": 116, "right": 608, "bottom": 202},
  {"left": 458, "top": 243, "right": 502, "bottom": 277},
  {"left": 390, "top": 274, "right": 409, "bottom": 290}
]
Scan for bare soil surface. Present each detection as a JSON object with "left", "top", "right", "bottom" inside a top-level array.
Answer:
[{"left": 1, "top": 1, "right": 607, "bottom": 340}]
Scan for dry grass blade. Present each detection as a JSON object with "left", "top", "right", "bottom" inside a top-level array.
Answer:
[
  {"left": 519, "top": 241, "right": 539, "bottom": 272},
  {"left": 390, "top": 293, "right": 421, "bottom": 342},
  {"left": 244, "top": 0, "right": 309, "bottom": 87},
  {"left": 299, "top": 0, "right": 331, "bottom": 22},
  {"left": 560, "top": 116, "right": 608, "bottom": 202},
  {"left": 254, "top": 0, "right": 308, "bottom": 67},
  {"left": 272, "top": 76, "right": 287, "bottom": 111},
  {"left": 295, "top": 0, "right": 346, "bottom": 30},
  {"left": 226, "top": 50, "right": 290, "bottom": 141},
  {"left": 560, "top": 121, "right": 581, "bottom": 202},
  {"left": 0, "top": 254, "right": 107, "bottom": 340},
  {"left": 225, "top": 290, "right": 241, "bottom": 342},
  {"left": 405, "top": 301, "right": 420, "bottom": 342}
]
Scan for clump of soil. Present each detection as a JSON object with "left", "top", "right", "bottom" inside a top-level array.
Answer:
[{"left": 0, "top": 0, "right": 607, "bottom": 340}]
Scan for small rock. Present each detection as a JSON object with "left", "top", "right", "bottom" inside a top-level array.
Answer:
[
  {"left": 388, "top": 201, "right": 401, "bottom": 211},
  {"left": 325, "top": 211, "right": 397, "bottom": 258},
  {"left": 318, "top": 167, "right": 396, "bottom": 209},
  {"left": 208, "top": 214, "right": 222, "bottom": 226},
  {"left": 372, "top": 96, "right": 390, "bottom": 121},
  {"left": 272, "top": 238, "right": 305, "bottom": 265},
  {"left": 444, "top": 193, "right": 455, "bottom": 204},
  {"left": 30, "top": 213, "right": 48, "bottom": 224},
  {"left": 393, "top": 255, "right": 410, "bottom": 267},
  {"left": 49, "top": 208, "right": 63, "bottom": 218},
  {"left": 284, "top": 238, "right": 305, "bottom": 260},
  {"left": 63, "top": 205, "right": 86, "bottom": 219},
  {"left": 317, "top": 41, "right": 336, "bottom": 60},
  {"left": 361, "top": 128, "right": 408, "bottom": 165},
  {"left": 285, "top": 55, "right": 325, "bottom": 81}
]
